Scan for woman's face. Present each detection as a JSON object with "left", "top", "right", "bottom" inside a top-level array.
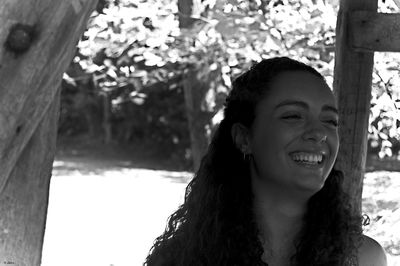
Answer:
[{"left": 248, "top": 70, "right": 339, "bottom": 194}]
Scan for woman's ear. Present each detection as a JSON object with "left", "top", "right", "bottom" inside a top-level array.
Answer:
[{"left": 231, "top": 123, "right": 252, "bottom": 154}]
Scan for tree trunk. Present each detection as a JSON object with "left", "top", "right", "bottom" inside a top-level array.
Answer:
[
  {"left": 333, "top": 0, "right": 377, "bottom": 214},
  {"left": 178, "top": 0, "right": 210, "bottom": 171},
  {"left": 102, "top": 92, "right": 113, "bottom": 144},
  {"left": 0, "top": 0, "right": 97, "bottom": 265},
  {"left": 182, "top": 69, "right": 211, "bottom": 172}
]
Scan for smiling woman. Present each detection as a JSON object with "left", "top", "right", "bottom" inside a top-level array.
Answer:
[
  {"left": 240, "top": 70, "right": 340, "bottom": 198},
  {"left": 144, "top": 57, "right": 387, "bottom": 266}
]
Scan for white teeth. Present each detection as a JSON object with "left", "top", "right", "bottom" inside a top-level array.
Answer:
[{"left": 291, "top": 152, "right": 323, "bottom": 164}]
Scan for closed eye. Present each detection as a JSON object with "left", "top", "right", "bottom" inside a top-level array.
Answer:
[
  {"left": 282, "top": 114, "right": 338, "bottom": 127},
  {"left": 282, "top": 114, "right": 302, "bottom": 120},
  {"left": 282, "top": 116, "right": 338, "bottom": 127},
  {"left": 326, "top": 120, "right": 338, "bottom": 127}
]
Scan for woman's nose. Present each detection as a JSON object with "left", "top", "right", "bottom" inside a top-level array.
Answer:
[{"left": 302, "top": 121, "right": 327, "bottom": 143}]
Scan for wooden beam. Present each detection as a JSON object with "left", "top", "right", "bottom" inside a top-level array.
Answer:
[
  {"left": 333, "top": 0, "right": 377, "bottom": 214},
  {"left": 349, "top": 11, "right": 400, "bottom": 52}
]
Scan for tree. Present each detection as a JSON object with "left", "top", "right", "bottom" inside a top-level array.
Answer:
[
  {"left": 66, "top": 0, "right": 342, "bottom": 170},
  {"left": 178, "top": 0, "right": 213, "bottom": 171},
  {"left": 62, "top": 0, "right": 400, "bottom": 172},
  {"left": 0, "top": 1, "right": 97, "bottom": 264}
]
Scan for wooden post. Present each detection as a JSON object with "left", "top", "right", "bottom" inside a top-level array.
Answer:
[
  {"left": 333, "top": 0, "right": 377, "bottom": 214},
  {"left": 0, "top": 0, "right": 97, "bottom": 264}
]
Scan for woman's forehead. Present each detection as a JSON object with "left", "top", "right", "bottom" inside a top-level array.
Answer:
[{"left": 263, "top": 71, "right": 336, "bottom": 107}]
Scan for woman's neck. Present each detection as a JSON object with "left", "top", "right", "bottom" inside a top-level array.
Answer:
[{"left": 251, "top": 175, "right": 309, "bottom": 265}]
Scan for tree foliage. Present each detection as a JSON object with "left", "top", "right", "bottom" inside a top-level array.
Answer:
[{"left": 60, "top": 0, "right": 400, "bottom": 168}]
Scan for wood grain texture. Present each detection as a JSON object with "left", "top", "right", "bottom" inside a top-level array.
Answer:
[
  {"left": 0, "top": 0, "right": 97, "bottom": 264},
  {"left": 333, "top": 0, "right": 377, "bottom": 214},
  {"left": 0, "top": 0, "right": 97, "bottom": 193},
  {"left": 349, "top": 11, "right": 400, "bottom": 52},
  {"left": 0, "top": 88, "right": 60, "bottom": 266}
]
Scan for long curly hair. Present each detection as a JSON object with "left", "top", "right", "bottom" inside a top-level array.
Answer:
[{"left": 144, "top": 57, "right": 364, "bottom": 265}]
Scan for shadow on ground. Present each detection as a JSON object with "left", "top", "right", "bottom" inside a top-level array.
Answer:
[
  {"left": 54, "top": 138, "right": 194, "bottom": 184},
  {"left": 55, "top": 137, "right": 193, "bottom": 172}
]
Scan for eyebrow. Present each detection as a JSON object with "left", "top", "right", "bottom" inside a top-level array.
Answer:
[{"left": 274, "top": 100, "right": 338, "bottom": 115}]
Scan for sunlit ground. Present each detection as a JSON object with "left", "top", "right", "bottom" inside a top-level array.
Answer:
[
  {"left": 41, "top": 159, "right": 191, "bottom": 266},
  {"left": 41, "top": 159, "right": 400, "bottom": 266},
  {"left": 362, "top": 171, "right": 400, "bottom": 264}
]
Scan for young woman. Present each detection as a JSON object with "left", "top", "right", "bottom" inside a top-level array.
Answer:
[{"left": 144, "top": 57, "right": 387, "bottom": 266}]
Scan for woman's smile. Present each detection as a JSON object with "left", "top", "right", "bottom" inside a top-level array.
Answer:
[{"left": 287, "top": 152, "right": 325, "bottom": 171}]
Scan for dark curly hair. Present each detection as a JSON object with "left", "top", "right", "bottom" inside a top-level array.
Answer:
[{"left": 144, "top": 57, "right": 364, "bottom": 265}]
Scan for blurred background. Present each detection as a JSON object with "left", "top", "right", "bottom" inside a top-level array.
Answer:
[{"left": 41, "top": 0, "right": 400, "bottom": 265}]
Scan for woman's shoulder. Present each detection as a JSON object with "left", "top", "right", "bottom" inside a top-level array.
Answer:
[{"left": 357, "top": 235, "right": 387, "bottom": 266}]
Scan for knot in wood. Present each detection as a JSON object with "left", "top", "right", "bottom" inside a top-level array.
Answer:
[{"left": 5, "top": 23, "right": 36, "bottom": 54}]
